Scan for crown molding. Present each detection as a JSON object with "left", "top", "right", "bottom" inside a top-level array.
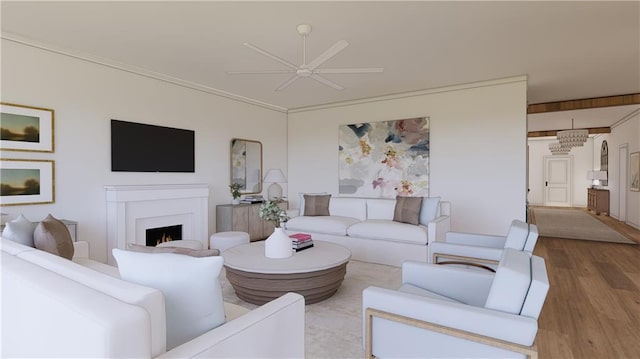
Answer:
[{"left": 1, "top": 32, "right": 288, "bottom": 113}]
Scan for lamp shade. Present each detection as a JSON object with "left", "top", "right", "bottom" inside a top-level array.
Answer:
[
  {"left": 593, "top": 171, "right": 608, "bottom": 180},
  {"left": 263, "top": 169, "right": 287, "bottom": 183},
  {"left": 264, "top": 169, "right": 287, "bottom": 200}
]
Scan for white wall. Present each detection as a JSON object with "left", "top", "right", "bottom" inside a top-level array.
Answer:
[
  {"left": 1, "top": 39, "right": 288, "bottom": 262},
  {"left": 287, "top": 77, "right": 528, "bottom": 235},
  {"left": 608, "top": 112, "right": 640, "bottom": 228},
  {"left": 527, "top": 137, "right": 594, "bottom": 207}
]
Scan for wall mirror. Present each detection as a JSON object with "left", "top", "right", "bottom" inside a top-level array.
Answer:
[{"left": 230, "top": 138, "right": 262, "bottom": 194}]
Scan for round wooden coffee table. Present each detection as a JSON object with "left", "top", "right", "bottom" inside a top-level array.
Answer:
[{"left": 222, "top": 241, "right": 351, "bottom": 305}]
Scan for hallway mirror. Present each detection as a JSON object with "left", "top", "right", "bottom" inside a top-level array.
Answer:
[{"left": 230, "top": 138, "right": 262, "bottom": 194}]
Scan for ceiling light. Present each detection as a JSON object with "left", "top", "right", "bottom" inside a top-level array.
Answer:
[
  {"left": 549, "top": 141, "right": 570, "bottom": 155},
  {"left": 556, "top": 118, "right": 588, "bottom": 148}
]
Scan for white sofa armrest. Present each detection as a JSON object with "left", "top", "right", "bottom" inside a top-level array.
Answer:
[
  {"left": 362, "top": 287, "right": 539, "bottom": 348},
  {"left": 72, "top": 241, "right": 89, "bottom": 259},
  {"left": 427, "top": 215, "right": 450, "bottom": 244},
  {"left": 444, "top": 232, "right": 507, "bottom": 248},
  {"left": 402, "top": 261, "right": 493, "bottom": 305},
  {"left": 429, "top": 242, "right": 505, "bottom": 263},
  {"left": 160, "top": 292, "right": 305, "bottom": 358}
]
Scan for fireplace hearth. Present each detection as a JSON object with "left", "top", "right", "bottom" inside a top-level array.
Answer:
[
  {"left": 105, "top": 184, "right": 209, "bottom": 265},
  {"left": 146, "top": 225, "right": 182, "bottom": 246}
]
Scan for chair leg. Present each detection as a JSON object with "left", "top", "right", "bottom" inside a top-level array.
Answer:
[{"left": 365, "top": 307, "right": 538, "bottom": 359}]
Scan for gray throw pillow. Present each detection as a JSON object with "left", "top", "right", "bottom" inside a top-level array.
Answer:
[
  {"left": 393, "top": 196, "right": 423, "bottom": 225},
  {"left": 33, "top": 214, "right": 74, "bottom": 260},
  {"left": 127, "top": 243, "right": 220, "bottom": 257},
  {"left": 2, "top": 214, "right": 36, "bottom": 247},
  {"left": 304, "top": 194, "right": 331, "bottom": 216}
]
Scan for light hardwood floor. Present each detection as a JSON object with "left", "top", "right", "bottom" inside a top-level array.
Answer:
[{"left": 530, "top": 208, "right": 640, "bottom": 358}]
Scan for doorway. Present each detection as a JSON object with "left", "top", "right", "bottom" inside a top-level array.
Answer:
[
  {"left": 619, "top": 144, "right": 628, "bottom": 221},
  {"left": 544, "top": 155, "right": 572, "bottom": 207}
]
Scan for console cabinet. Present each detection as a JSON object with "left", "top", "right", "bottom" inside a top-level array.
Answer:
[
  {"left": 587, "top": 188, "right": 609, "bottom": 215},
  {"left": 216, "top": 202, "right": 288, "bottom": 241}
]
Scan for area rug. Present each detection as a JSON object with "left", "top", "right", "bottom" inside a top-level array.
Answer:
[
  {"left": 221, "top": 260, "right": 401, "bottom": 358},
  {"left": 532, "top": 207, "right": 635, "bottom": 244}
]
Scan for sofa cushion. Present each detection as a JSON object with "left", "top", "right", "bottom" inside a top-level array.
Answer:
[
  {"left": 128, "top": 243, "right": 220, "bottom": 257},
  {"left": 1, "top": 235, "right": 37, "bottom": 255},
  {"left": 156, "top": 239, "right": 204, "bottom": 250},
  {"left": 17, "top": 246, "right": 166, "bottom": 356},
  {"left": 484, "top": 248, "right": 531, "bottom": 314},
  {"left": 285, "top": 215, "right": 360, "bottom": 236},
  {"left": 329, "top": 197, "right": 368, "bottom": 220},
  {"left": 303, "top": 194, "right": 331, "bottom": 216},
  {"left": 366, "top": 199, "right": 396, "bottom": 220},
  {"left": 419, "top": 197, "right": 441, "bottom": 225},
  {"left": 298, "top": 192, "right": 328, "bottom": 216},
  {"left": 393, "top": 196, "right": 423, "bottom": 225},
  {"left": 347, "top": 219, "right": 429, "bottom": 245},
  {"left": 113, "top": 249, "right": 226, "bottom": 350},
  {"left": 33, "top": 214, "right": 74, "bottom": 260},
  {"left": 2, "top": 214, "right": 36, "bottom": 247}
]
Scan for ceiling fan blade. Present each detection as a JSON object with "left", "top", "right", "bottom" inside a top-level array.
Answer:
[
  {"left": 243, "top": 42, "right": 299, "bottom": 70},
  {"left": 310, "top": 74, "right": 344, "bottom": 90},
  {"left": 226, "top": 70, "right": 296, "bottom": 74},
  {"left": 275, "top": 75, "right": 300, "bottom": 91},
  {"left": 307, "top": 40, "right": 349, "bottom": 70},
  {"left": 314, "top": 68, "right": 384, "bottom": 74}
]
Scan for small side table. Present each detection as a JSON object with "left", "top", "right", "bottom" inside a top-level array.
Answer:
[{"left": 60, "top": 219, "right": 78, "bottom": 242}]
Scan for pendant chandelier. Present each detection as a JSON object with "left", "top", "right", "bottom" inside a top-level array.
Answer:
[
  {"left": 548, "top": 141, "right": 571, "bottom": 155},
  {"left": 556, "top": 118, "right": 588, "bottom": 148}
]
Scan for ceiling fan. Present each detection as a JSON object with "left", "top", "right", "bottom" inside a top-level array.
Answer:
[{"left": 227, "top": 24, "right": 384, "bottom": 91}]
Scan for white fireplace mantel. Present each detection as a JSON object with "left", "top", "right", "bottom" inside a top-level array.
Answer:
[{"left": 105, "top": 184, "right": 209, "bottom": 265}]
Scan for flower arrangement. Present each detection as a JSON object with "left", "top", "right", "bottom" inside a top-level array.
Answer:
[
  {"left": 259, "top": 200, "right": 289, "bottom": 228},
  {"left": 229, "top": 183, "right": 242, "bottom": 200}
]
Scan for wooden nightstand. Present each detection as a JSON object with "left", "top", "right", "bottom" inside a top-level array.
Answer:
[{"left": 587, "top": 188, "right": 609, "bottom": 215}]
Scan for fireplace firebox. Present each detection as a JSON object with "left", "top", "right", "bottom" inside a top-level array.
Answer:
[{"left": 146, "top": 225, "right": 182, "bottom": 246}]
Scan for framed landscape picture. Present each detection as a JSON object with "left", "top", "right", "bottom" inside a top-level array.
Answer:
[
  {"left": 0, "top": 159, "right": 54, "bottom": 206},
  {"left": 630, "top": 151, "right": 640, "bottom": 192},
  {"left": 0, "top": 103, "right": 54, "bottom": 152}
]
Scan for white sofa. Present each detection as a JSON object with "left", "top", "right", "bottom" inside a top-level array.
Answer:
[
  {"left": 1, "top": 237, "right": 305, "bottom": 358},
  {"left": 285, "top": 196, "right": 450, "bottom": 267}
]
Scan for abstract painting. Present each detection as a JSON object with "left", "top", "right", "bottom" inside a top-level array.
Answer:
[{"left": 339, "top": 117, "right": 429, "bottom": 198}]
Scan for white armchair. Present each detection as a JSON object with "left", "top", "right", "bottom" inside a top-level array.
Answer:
[
  {"left": 429, "top": 219, "right": 539, "bottom": 272},
  {"left": 362, "top": 248, "right": 549, "bottom": 358}
]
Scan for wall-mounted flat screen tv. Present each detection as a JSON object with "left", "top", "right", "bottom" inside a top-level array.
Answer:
[{"left": 111, "top": 119, "right": 195, "bottom": 172}]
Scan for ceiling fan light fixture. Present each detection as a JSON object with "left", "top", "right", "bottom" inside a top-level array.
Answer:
[{"left": 227, "top": 24, "right": 384, "bottom": 91}]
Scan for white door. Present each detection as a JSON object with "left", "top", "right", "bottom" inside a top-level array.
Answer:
[
  {"left": 544, "top": 156, "right": 572, "bottom": 207},
  {"left": 619, "top": 145, "right": 628, "bottom": 221}
]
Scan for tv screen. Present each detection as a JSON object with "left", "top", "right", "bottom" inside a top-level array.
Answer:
[{"left": 111, "top": 119, "right": 195, "bottom": 172}]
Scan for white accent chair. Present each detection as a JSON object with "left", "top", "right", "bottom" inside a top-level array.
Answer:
[
  {"left": 362, "top": 248, "right": 549, "bottom": 358},
  {"left": 429, "top": 219, "right": 539, "bottom": 272}
]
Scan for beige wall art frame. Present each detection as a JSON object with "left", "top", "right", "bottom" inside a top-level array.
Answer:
[
  {"left": 0, "top": 158, "right": 55, "bottom": 206},
  {"left": 1, "top": 102, "right": 54, "bottom": 152},
  {"left": 630, "top": 151, "right": 639, "bottom": 192}
]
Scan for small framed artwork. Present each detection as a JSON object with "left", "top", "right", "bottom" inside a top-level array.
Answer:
[
  {"left": 0, "top": 159, "right": 54, "bottom": 206},
  {"left": 0, "top": 102, "right": 54, "bottom": 152},
  {"left": 630, "top": 151, "right": 640, "bottom": 192}
]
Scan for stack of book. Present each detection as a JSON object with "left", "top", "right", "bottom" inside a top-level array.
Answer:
[{"left": 289, "top": 233, "right": 314, "bottom": 252}]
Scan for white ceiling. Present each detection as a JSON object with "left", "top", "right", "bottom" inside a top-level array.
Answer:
[{"left": 1, "top": 1, "right": 639, "bottom": 129}]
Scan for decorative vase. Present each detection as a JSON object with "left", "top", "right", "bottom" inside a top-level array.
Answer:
[
  {"left": 265, "top": 227, "right": 292, "bottom": 259},
  {"left": 231, "top": 198, "right": 240, "bottom": 205}
]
